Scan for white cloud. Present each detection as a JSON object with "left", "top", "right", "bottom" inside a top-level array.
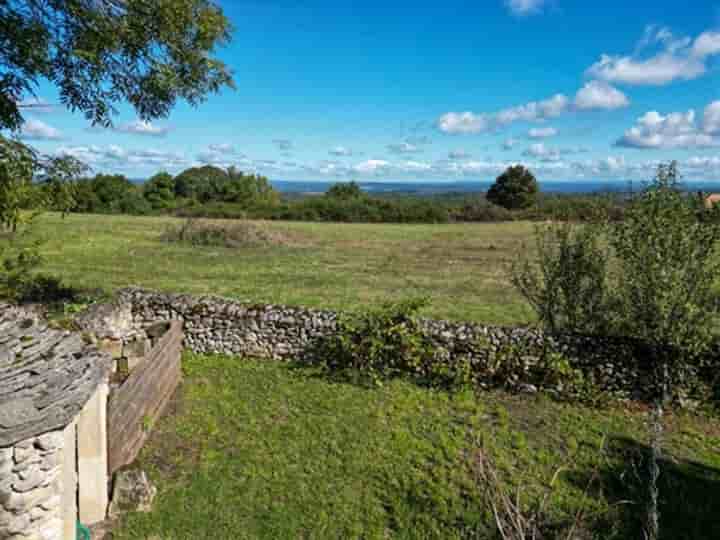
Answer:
[
  {"left": 505, "top": 0, "right": 547, "bottom": 16},
  {"left": 573, "top": 81, "right": 630, "bottom": 110},
  {"left": 616, "top": 107, "right": 719, "bottom": 149},
  {"left": 528, "top": 127, "right": 558, "bottom": 138},
  {"left": 691, "top": 31, "right": 720, "bottom": 58},
  {"left": 353, "top": 159, "right": 390, "bottom": 173},
  {"left": 523, "top": 142, "right": 561, "bottom": 161},
  {"left": 437, "top": 112, "right": 491, "bottom": 134},
  {"left": 17, "top": 97, "right": 56, "bottom": 114},
  {"left": 387, "top": 142, "right": 422, "bottom": 154},
  {"left": 438, "top": 93, "right": 569, "bottom": 134},
  {"left": 197, "top": 143, "right": 245, "bottom": 165},
  {"left": 587, "top": 26, "right": 720, "bottom": 86},
  {"left": 20, "top": 118, "right": 63, "bottom": 140},
  {"left": 702, "top": 101, "right": 720, "bottom": 135},
  {"left": 115, "top": 120, "right": 170, "bottom": 137},
  {"left": 57, "top": 145, "right": 188, "bottom": 169},
  {"left": 329, "top": 146, "right": 353, "bottom": 156}
]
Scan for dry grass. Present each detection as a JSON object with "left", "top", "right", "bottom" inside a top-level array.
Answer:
[{"left": 160, "top": 218, "right": 306, "bottom": 248}]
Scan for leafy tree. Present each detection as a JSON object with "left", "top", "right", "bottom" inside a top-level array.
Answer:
[
  {"left": 173, "top": 165, "right": 228, "bottom": 200},
  {"left": 37, "top": 156, "right": 90, "bottom": 217},
  {"left": 327, "top": 181, "right": 364, "bottom": 200},
  {"left": 87, "top": 174, "right": 137, "bottom": 211},
  {"left": 1, "top": 0, "right": 234, "bottom": 131},
  {"left": 512, "top": 162, "right": 720, "bottom": 540},
  {"left": 143, "top": 171, "right": 176, "bottom": 209},
  {"left": 487, "top": 165, "right": 539, "bottom": 210},
  {"left": 0, "top": 137, "right": 37, "bottom": 232}
]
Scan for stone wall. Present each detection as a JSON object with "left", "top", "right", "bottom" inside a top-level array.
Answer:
[
  {"left": 118, "top": 288, "right": 661, "bottom": 399},
  {"left": 0, "top": 430, "right": 64, "bottom": 540}
]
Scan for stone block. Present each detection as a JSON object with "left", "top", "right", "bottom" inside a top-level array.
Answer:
[{"left": 98, "top": 339, "right": 123, "bottom": 359}]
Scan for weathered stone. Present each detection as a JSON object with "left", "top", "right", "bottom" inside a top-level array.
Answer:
[
  {"left": 98, "top": 339, "right": 123, "bottom": 359},
  {"left": 34, "top": 432, "right": 63, "bottom": 452},
  {"left": 74, "top": 301, "right": 133, "bottom": 340},
  {"left": 108, "top": 469, "right": 157, "bottom": 518}
]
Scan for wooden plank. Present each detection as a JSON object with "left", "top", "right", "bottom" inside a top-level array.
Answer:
[{"left": 108, "top": 322, "right": 183, "bottom": 474}]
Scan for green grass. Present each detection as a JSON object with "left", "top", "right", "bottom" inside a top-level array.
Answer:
[
  {"left": 27, "top": 213, "right": 536, "bottom": 324},
  {"left": 113, "top": 354, "right": 720, "bottom": 540}
]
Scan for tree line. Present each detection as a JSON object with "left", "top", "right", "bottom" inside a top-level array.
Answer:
[{"left": 32, "top": 163, "right": 633, "bottom": 224}]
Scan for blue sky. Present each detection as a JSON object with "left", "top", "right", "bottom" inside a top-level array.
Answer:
[{"left": 15, "top": 0, "right": 720, "bottom": 181}]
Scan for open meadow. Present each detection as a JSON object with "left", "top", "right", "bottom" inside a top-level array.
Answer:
[{"left": 30, "top": 213, "right": 537, "bottom": 324}]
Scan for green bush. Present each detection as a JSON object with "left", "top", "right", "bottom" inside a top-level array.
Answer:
[{"left": 314, "top": 298, "right": 451, "bottom": 387}]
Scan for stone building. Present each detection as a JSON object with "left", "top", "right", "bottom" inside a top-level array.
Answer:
[{"left": 0, "top": 306, "right": 112, "bottom": 540}]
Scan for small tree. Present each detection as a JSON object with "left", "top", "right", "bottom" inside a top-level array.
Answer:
[
  {"left": 487, "top": 165, "right": 539, "bottom": 210},
  {"left": 143, "top": 171, "right": 176, "bottom": 209},
  {"left": 327, "top": 181, "right": 364, "bottom": 200},
  {"left": 511, "top": 161, "right": 720, "bottom": 540},
  {"left": 38, "top": 156, "right": 90, "bottom": 218},
  {"left": 0, "top": 136, "right": 37, "bottom": 233}
]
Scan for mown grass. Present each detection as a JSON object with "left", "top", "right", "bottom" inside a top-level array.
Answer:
[
  {"left": 113, "top": 354, "right": 720, "bottom": 540},
  {"left": 26, "top": 213, "right": 536, "bottom": 324}
]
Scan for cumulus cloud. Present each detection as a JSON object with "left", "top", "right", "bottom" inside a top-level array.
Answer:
[
  {"left": 586, "top": 26, "right": 720, "bottom": 86},
  {"left": 387, "top": 142, "right": 422, "bottom": 154},
  {"left": 505, "top": 0, "right": 547, "bottom": 16},
  {"left": 329, "top": 146, "right": 353, "bottom": 156},
  {"left": 616, "top": 106, "right": 720, "bottom": 149},
  {"left": 20, "top": 118, "right": 63, "bottom": 140},
  {"left": 438, "top": 93, "right": 569, "bottom": 134},
  {"left": 528, "top": 127, "right": 558, "bottom": 138},
  {"left": 573, "top": 81, "right": 630, "bottom": 110},
  {"left": 115, "top": 120, "right": 170, "bottom": 137}
]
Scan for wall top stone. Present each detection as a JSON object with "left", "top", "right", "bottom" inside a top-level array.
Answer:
[{"left": 0, "top": 305, "right": 112, "bottom": 448}]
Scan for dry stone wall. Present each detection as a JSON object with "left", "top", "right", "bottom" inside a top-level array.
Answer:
[
  {"left": 118, "top": 288, "right": 661, "bottom": 399},
  {"left": 0, "top": 430, "right": 64, "bottom": 540}
]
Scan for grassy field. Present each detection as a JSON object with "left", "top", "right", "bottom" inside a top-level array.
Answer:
[
  {"left": 29, "top": 213, "right": 537, "bottom": 324},
  {"left": 113, "top": 354, "right": 720, "bottom": 540}
]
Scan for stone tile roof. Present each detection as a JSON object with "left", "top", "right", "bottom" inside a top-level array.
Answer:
[{"left": 0, "top": 305, "right": 111, "bottom": 447}]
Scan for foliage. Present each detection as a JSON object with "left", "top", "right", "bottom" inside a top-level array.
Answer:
[
  {"left": 511, "top": 162, "right": 720, "bottom": 539},
  {"left": 0, "top": 232, "right": 42, "bottom": 301},
  {"left": 172, "top": 165, "right": 279, "bottom": 208},
  {"left": 1, "top": 0, "right": 233, "bottom": 131},
  {"left": 314, "top": 298, "right": 458, "bottom": 387},
  {"left": 143, "top": 172, "right": 176, "bottom": 209},
  {"left": 0, "top": 136, "right": 38, "bottom": 232},
  {"left": 37, "top": 155, "right": 89, "bottom": 217},
  {"left": 512, "top": 221, "right": 610, "bottom": 335},
  {"left": 326, "top": 181, "right": 364, "bottom": 199},
  {"left": 487, "top": 165, "right": 539, "bottom": 210}
]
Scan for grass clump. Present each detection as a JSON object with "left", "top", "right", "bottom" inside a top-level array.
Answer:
[{"left": 160, "top": 218, "right": 295, "bottom": 248}]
